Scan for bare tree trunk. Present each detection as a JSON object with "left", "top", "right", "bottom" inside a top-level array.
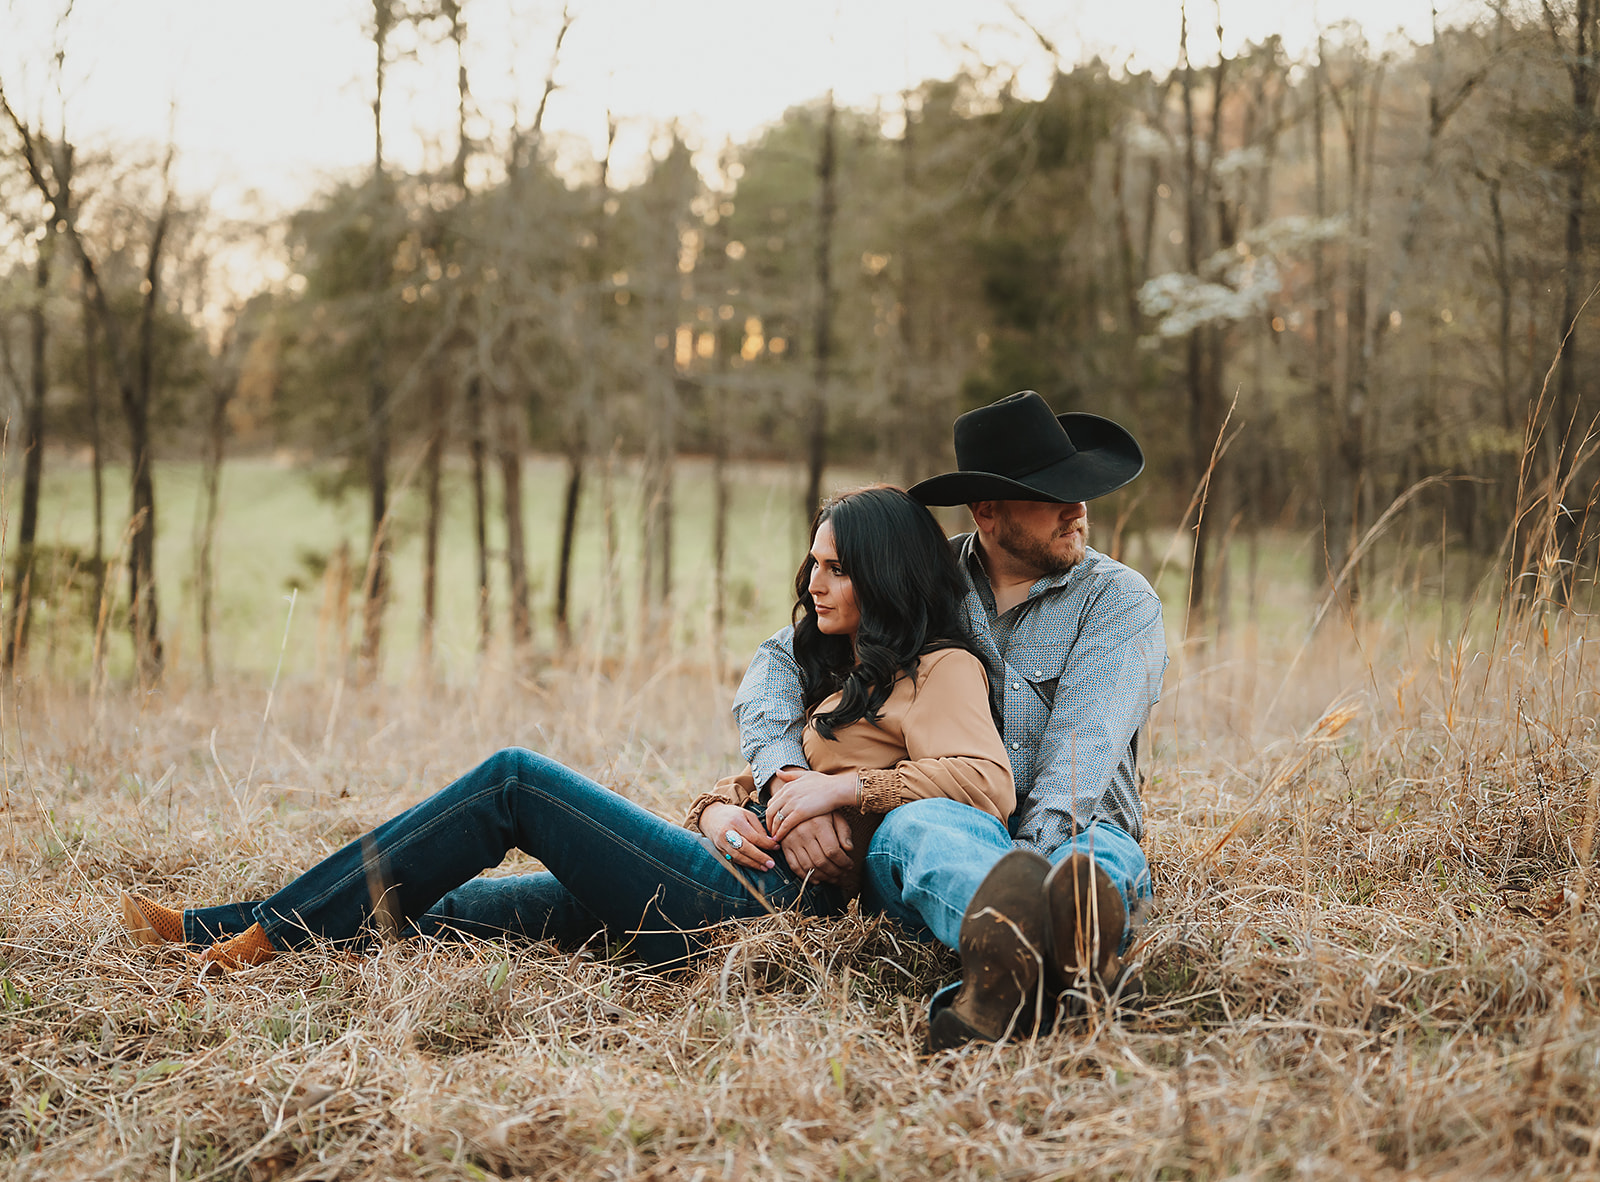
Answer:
[
  {"left": 1310, "top": 40, "right": 1339, "bottom": 594},
  {"left": 4, "top": 225, "right": 50, "bottom": 672},
  {"left": 1330, "top": 55, "right": 1384, "bottom": 611},
  {"left": 655, "top": 371, "right": 676, "bottom": 606},
  {"left": 555, "top": 446, "right": 582, "bottom": 647},
  {"left": 1552, "top": 0, "right": 1595, "bottom": 604},
  {"left": 467, "top": 374, "right": 490, "bottom": 651},
  {"left": 640, "top": 407, "right": 662, "bottom": 628},
  {"left": 359, "top": 0, "right": 395, "bottom": 682},
  {"left": 804, "top": 92, "right": 837, "bottom": 523},
  {"left": 499, "top": 394, "right": 531, "bottom": 651},
  {"left": 419, "top": 376, "right": 446, "bottom": 671},
  {"left": 197, "top": 327, "right": 242, "bottom": 689},
  {"left": 893, "top": 91, "right": 927, "bottom": 485},
  {"left": 1178, "top": 7, "right": 1220, "bottom": 633},
  {"left": 601, "top": 442, "right": 619, "bottom": 648},
  {"left": 359, "top": 361, "right": 390, "bottom": 679},
  {"left": 556, "top": 118, "right": 613, "bottom": 650},
  {"left": 124, "top": 184, "right": 171, "bottom": 686},
  {"left": 1112, "top": 127, "right": 1143, "bottom": 338},
  {"left": 1484, "top": 171, "right": 1525, "bottom": 572},
  {"left": 83, "top": 290, "right": 105, "bottom": 646},
  {"left": 417, "top": 0, "right": 466, "bottom": 674},
  {"left": 448, "top": 0, "right": 469, "bottom": 190},
  {"left": 711, "top": 366, "right": 730, "bottom": 667}
]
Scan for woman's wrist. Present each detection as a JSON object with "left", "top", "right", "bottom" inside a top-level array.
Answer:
[
  {"left": 697, "top": 801, "right": 736, "bottom": 837},
  {"left": 836, "top": 772, "right": 862, "bottom": 810}
]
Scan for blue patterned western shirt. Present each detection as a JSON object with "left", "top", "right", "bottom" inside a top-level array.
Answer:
[{"left": 732, "top": 535, "right": 1167, "bottom": 852}]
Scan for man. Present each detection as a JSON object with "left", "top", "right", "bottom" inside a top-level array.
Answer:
[{"left": 734, "top": 390, "right": 1167, "bottom": 1048}]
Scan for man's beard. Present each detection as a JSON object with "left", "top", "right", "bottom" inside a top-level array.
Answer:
[{"left": 994, "top": 513, "right": 1087, "bottom": 577}]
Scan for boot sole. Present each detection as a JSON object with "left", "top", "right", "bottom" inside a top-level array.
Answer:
[
  {"left": 943, "top": 849, "right": 1051, "bottom": 1044},
  {"left": 1043, "top": 852, "right": 1125, "bottom": 990}
]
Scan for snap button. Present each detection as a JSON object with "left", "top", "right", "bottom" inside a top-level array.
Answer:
[
  {"left": 1011, "top": 682, "right": 1020, "bottom": 691},
  {"left": 1034, "top": 670, "right": 1043, "bottom": 678},
  {"left": 1010, "top": 742, "right": 1020, "bottom": 750}
]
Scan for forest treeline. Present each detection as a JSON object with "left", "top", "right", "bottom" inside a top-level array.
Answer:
[{"left": 0, "top": 1, "right": 1596, "bottom": 685}]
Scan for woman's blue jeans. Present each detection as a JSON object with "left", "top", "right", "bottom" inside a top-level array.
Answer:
[{"left": 184, "top": 747, "right": 845, "bottom": 969}]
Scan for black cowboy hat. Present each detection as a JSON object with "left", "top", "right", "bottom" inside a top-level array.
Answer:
[{"left": 908, "top": 390, "right": 1145, "bottom": 507}]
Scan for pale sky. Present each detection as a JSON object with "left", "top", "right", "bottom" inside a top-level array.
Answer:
[{"left": 2, "top": 0, "right": 1452, "bottom": 216}]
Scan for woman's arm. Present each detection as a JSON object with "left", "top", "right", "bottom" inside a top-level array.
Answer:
[
  {"left": 766, "top": 649, "right": 1014, "bottom": 842},
  {"left": 854, "top": 648, "right": 1014, "bottom": 820}
]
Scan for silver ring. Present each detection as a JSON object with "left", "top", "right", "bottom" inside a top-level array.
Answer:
[
  {"left": 723, "top": 829, "right": 744, "bottom": 850},
  {"left": 774, "top": 811, "right": 786, "bottom": 826}
]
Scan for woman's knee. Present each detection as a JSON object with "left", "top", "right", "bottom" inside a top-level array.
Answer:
[
  {"left": 480, "top": 747, "right": 610, "bottom": 816},
  {"left": 483, "top": 746, "right": 556, "bottom": 784}
]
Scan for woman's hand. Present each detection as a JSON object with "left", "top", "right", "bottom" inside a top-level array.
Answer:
[
  {"left": 699, "top": 803, "right": 778, "bottom": 871},
  {"left": 765, "top": 768, "right": 861, "bottom": 844}
]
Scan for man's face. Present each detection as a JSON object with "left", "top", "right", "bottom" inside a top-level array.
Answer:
[{"left": 990, "top": 499, "right": 1089, "bottom": 576}]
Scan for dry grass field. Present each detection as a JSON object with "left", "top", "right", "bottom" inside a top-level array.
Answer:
[{"left": 1, "top": 461, "right": 1598, "bottom": 1179}]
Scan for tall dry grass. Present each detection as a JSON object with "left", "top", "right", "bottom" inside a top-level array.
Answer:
[{"left": 1, "top": 548, "right": 1599, "bottom": 1179}]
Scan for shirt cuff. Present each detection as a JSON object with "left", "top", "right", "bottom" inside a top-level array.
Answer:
[
  {"left": 750, "top": 738, "right": 810, "bottom": 792},
  {"left": 857, "top": 768, "right": 902, "bottom": 814},
  {"left": 683, "top": 791, "right": 733, "bottom": 833}
]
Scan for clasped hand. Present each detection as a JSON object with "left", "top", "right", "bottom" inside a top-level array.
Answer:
[
  {"left": 765, "top": 767, "right": 860, "bottom": 883},
  {"left": 697, "top": 767, "right": 861, "bottom": 883}
]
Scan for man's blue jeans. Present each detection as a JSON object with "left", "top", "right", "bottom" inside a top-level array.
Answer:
[
  {"left": 185, "top": 747, "right": 845, "bottom": 968},
  {"left": 860, "top": 798, "right": 1151, "bottom": 954}
]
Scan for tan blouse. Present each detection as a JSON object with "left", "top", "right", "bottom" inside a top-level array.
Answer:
[{"left": 683, "top": 647, "right": 1015, "bottom": 893}]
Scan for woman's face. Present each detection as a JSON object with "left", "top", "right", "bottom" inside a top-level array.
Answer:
[{"left": 807, "top": 520, "right": 861, "bottom": 639}]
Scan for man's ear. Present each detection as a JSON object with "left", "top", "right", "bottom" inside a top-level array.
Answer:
[{"left": 969, "top": 500, "right": 999, "bottom": 534}]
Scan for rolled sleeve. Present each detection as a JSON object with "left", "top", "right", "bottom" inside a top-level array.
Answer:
[{"left": 732, "top": 626, "right": 811, "bottom": 790}]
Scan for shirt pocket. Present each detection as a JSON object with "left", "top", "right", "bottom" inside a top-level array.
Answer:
[{"left": 1006, "top": 639, "right": 1067, "bottom": 712}]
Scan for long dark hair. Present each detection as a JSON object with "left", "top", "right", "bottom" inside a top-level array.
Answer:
[{"left": 793, "top": 485, "right": 978, "bottom": 739}]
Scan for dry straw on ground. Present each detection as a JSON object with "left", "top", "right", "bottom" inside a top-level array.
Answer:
[{"left": 2, "top": 603, "right": 1599, "bottom": 1180}]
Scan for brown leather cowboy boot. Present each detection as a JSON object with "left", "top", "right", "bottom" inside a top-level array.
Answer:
[
  {"left": 929, "top": 849, "right": 1051, "bottom": 1051},
  {"left": 1042, "top": 852, "right": 1126, "bottom": 991}
]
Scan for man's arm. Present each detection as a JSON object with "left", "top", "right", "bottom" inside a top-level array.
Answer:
[
  {"left": 731, "top": 626, "right": 854, "bottom": 882},
  {"left": 732, "top": 626, "right": 810, "bottom": 789},
  {"left": 1013, "top": 585, "right": 1166, "bottom": 854}
]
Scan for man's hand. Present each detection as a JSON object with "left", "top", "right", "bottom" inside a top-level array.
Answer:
[
  {"left": 778, "top": 813, "right": 855, "bottom": 884},
  {"left": 698, "top": 803, "right": 778, "bottom": 871}
]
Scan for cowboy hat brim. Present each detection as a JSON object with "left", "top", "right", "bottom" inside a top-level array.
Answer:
[{"left": 909, "top": 412, "right": 1144, "bottom": 507}]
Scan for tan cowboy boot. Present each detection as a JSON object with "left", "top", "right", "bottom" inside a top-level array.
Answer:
[
  {"left": 929, "top": 849, "right": 1052, "bottom": 1051},
  {"left": 198, "top": 922, "right": 278, "bottom": 971},
  {"left": 121, "top": 892, "right": 185, "bottom": 946}
]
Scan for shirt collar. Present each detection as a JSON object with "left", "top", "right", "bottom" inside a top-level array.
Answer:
[{"left": 956, "top": 530, "right": 1094, "bottom": 619}]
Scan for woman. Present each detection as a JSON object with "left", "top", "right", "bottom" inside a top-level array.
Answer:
[{"left": 120, "top": 486, "right": 1014, "bottom": 971}]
